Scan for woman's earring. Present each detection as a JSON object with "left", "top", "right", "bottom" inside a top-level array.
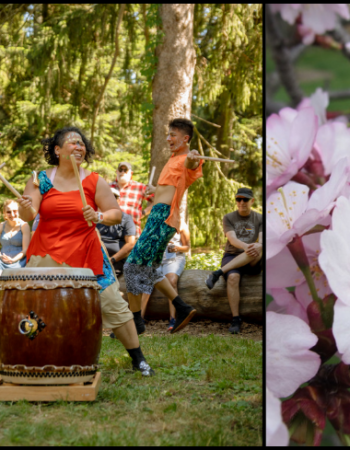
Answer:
[{"left": 56, "top": 154, "right": 59, "bottom": 158}]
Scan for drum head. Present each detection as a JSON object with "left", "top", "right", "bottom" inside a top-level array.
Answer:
[
  {"left": 0, "top": 267, "right": 100, "bottom": 290},
  {"left": 2, "top": 267, "right": 95, "bottom": 277}
]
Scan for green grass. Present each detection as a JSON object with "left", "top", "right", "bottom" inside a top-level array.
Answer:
[
  {"left": 266, "top": 45, "right": 350, "bottom": 112},
  {"left": 0, "top": 334, "right": 262, "bottom": 446}
]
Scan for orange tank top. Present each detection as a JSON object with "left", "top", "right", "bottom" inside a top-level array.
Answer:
[
  {"left": 158, "top": 154, "right": 203, "bottom": 232},
  {"left": 26, "top": 172, "right": 103, "bottom": 275}
]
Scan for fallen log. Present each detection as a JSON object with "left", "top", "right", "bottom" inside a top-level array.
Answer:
[{"left": 118, "top": 269, "right": 263, "bottom": 323}]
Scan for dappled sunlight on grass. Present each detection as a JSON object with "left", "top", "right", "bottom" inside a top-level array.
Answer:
[{"left": 0, "top": 334, "right": 262, "bottom": 446}]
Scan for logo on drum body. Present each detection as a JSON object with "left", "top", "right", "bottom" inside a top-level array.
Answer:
[{"left": 18, "top": 310, "right": 46, "bottom": 340}]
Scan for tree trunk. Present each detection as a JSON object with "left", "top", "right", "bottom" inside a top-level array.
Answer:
[
  {"left": 216, "top": 88, "right": 233, "bottom": 176},
  {"left": 118, "top": 269, "right": 263, "bottom": 323},
  {"left": 150, "top": 4, "right": 196, "bottom": 183}
]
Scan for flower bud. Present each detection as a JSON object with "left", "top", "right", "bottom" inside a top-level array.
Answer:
[{"left": 282, "top": 386, "right": 326, "bottom": 446}]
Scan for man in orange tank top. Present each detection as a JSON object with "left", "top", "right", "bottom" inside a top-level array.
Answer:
[{"left": 123, "top": 118, "right": 203, "bottom": 334}]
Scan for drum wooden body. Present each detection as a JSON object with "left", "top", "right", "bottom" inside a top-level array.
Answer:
[{"left": 0, "top": 268, "right": 102, "bottom": 385}]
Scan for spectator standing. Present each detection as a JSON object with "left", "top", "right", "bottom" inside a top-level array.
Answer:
[{"left": 110, "top": 162, "right": 154, "bottom": 238}]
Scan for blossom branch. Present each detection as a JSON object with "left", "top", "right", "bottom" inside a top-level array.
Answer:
[
  {"left": 287, "top": 236, "right": 327, "bottom": 326},
  {"left": 266, "top": 4, "right": 304, "bottom": 106}
]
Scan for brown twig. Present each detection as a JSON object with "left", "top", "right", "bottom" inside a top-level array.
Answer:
[
  {"left": 266, "top": 4, "right": 303, "bottom": 106},
  {"left": 191, "top": 113, "right": 221, "bottom": 128},
  {"left": 193, "top": 127, "right": 226, "bottom": 158},
  {"left": 197, "top": 135, "right": 204, "bottom": 156}
]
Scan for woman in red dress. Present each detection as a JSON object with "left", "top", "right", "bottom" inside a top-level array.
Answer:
[{"left": 18, "top": 126, "right": 154, "bottom": 376}]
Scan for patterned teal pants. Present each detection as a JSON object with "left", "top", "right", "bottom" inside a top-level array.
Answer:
[{"left": 124, "top": 203, "right": 176, "bottom": 295}]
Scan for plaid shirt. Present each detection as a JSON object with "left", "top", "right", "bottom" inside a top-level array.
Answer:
[{"left": 110, "top": 179, "right": 154, "bottom": 237}]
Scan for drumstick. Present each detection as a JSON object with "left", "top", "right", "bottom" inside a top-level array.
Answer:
[
  {"left": 196, "top": 156, "right": 235, "bottom": 163},
  {"left": 70, "top": 155, "right": 92, "bottom": 227},
  {"left": 0, "top": 162, "right": 6, "bottom": 170},
  {"left": 149, "top": 166, "right": 156, "bottom": 186},
  {"left": 0, "top": 173, "right": 37, "bottom": 215},
  {"left": 32, "top": 170, "right": 40, "bottom": 187}
]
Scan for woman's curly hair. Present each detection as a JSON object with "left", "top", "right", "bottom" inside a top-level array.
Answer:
[{"left": 41, "top": 126, "right": 95, "bottom": 166}]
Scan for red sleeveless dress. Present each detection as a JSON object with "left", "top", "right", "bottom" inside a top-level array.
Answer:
[{"left": 26, "top": 172, "right": 103, "bottom": 275}]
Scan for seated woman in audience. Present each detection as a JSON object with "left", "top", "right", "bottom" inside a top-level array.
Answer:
[{"left": 0, "top": 199, "right": 30, "bottom": 274}]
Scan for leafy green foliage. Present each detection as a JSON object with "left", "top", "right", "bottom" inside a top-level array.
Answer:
[
  {"left": 0, "top": 4, "right": 262, "bottom": 249},
  {"left": 185, "top": 251, "right": 223, "bottom": 271}
]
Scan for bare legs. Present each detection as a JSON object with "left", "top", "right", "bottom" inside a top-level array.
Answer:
[
  {"left": 141, "top": 275, "right": 178, "bottom": 319},
  {"left": 130, "top": 277, "right": 178, "bottom": 315},
  {"left": 112, "top": 319, "right": 139, "bottom": 349},
  {"left": 154, "top": 276, "right": 178, "bottom": 300},
  {"left": 165, "top": 273, "right": 178, "bottom": 319},
  {"left": 128, "top": 292, "right": 142, "bottom": 313},
  {"left": 141, "top": 274, "right": 177, "bottom": 320},
  {"left": 221, "top": 251, "right": 262, "bottom": 274},
  {"left": 141, "top": 293, "right": 151, "bottom": 318},
  {"left": 227, "top": 273, "right": 240, "bottom": 317},
  {"left": 128, "top": 275, "right": 194, "bottom": 334}
]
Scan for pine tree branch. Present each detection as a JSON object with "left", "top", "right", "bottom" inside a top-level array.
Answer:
[{"left": 90, "top": 4, "right": 126, "bottom": 145}]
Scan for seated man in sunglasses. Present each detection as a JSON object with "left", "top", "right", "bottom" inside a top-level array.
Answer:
[{"left": 205, "top": 187, "right": 262, "bottom": 334}]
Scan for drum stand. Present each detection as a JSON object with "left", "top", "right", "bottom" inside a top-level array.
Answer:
[{"left": 0, "top": 372, "right": 101, "bottom": 402}]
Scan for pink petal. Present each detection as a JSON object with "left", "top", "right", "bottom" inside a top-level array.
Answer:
[
  {"left": 302, "top": 6, "right": 334, "bottom": 33},
  {"left": 333, "top": 299, "right": 350, "bottom": 364},
  {"left": 268, "top": 288, "right": 310, "bottom": 323},
  {"left": 293, "top": 208, "right": 332, "bottom": 238},
  {"left": 289, "top": 107, "right": 318, "bottom": 166},
  {"left": 267, "top": 312, "right": 321, "bottom": 398},
  {"left": 266, "top": 387, "right": 289, "bottom": 447},
  {"left": 279, "top": 5, "right": 302, "bottom": 24},
  {"left": 330, "top": 4, "right": 350, "bottom": 20},
  {"left": 319, "top": 197, "right": 350, "bottom": 305},
  {"left": 266, "top": 246, "right": 303, "bottom": 289}
]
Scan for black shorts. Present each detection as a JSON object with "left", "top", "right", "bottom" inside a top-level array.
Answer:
[{"left": 221, "top": 252, "right": 262, "bottom": 281}]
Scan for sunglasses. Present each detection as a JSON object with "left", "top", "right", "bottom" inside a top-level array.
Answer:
[
  {"left": 118, "top": 168, "right": 129, "bottom": 173},
  {"left": 236, "top": 198, "right": 250, "bottom": 203}
]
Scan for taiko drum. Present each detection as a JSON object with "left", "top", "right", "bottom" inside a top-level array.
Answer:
[{"left": 0, "top": 267, "right": 102, "bottom": 385}]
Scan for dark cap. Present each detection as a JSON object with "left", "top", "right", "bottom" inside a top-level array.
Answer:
[
  {"left": 118, "top": 162, "right": 132, "bottom": 171},
  {"left": 236, "top": 187, "right": 254, "bottom": 199}
]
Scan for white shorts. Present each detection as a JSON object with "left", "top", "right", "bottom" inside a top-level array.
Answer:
[{"left": 157, "top": 254, "right": 186, "bottom": 277}]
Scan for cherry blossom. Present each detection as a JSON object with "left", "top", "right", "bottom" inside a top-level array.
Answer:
[
  {"left": 267, "top": 233, "right": 332, "bottom": 319},
  {"left": 266, "top": 311, "right": 321, "bottom": 399},
  {"left": 319, "top": 196, "right": 350, "bottom": 363},
  {"left": 266, "top": 107, "right": 318, "bottom": 197},
  {"left": 266, "top": 387, "right": 289, "bottom": 447},
  {"left": 298, "top": 88, "right": 328, "bottom": 126},
  {"left": 315, "top": 120, "right": 350, "bottom": 176},
  {"left": 270, "top": 5, "right": 350, "bottom": 45},
  {"left": 267, "top": 288, "right": 311, "bottom": 324},
  {"left": 319, "top": 196, "right": 350, "bottom": 305},
  {"left": 267, "top": 159, "right": 348, "bottom": 260}
]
